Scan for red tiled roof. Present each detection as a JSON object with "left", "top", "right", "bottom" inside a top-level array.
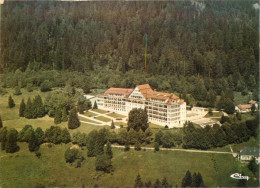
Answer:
[
  {"left": 104, "top": 88, "right": 133, "bottom": 97},
  {"left": 137, "top": 84, "right": 153, "bottom": 99},
  {"left": 236, "top": 104, "right": 252, "bottom": 111},
  {"left": 249, "top": 100, "right": 257, "bottom": 104},
  {"left": 104, "top": 84, "right": 183, "bottom": 104}
]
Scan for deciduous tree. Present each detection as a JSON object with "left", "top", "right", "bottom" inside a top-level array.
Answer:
[
  {"left": 54, "top": 108, "right": 62, "bottom": 124},
  {"left": 128, "top": 108, "right": 148, "bottom": 131}
]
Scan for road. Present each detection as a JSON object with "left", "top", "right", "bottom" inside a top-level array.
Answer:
[{"left": 111, "top": 145, "right": 236, "bottom": 155}]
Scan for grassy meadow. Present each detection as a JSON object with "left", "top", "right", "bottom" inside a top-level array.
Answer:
[{"left": 0, "top": 142, "right": 258, "bottom": 188}]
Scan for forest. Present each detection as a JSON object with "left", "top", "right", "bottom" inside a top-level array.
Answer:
[{"left": 0, "top": 1, "right": 259, "bottom": 106}]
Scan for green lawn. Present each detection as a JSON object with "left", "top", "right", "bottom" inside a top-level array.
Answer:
[
  {"left": 79, "top": 116, "right": 102, "bottom": 124},
  {"left": 149, "top": 123, "right": 162, "bottom": 129},
  {"left": 76, "top": 122, "right": 109, "bottom": 133},
  {"left": 3, "top": 115, "right": 107, "bottom": 134},
  {"left": 95, "top": 116, "right": 111, "bottom": 122},
  {"left": 83, "top": 111, "right": 97, "bottom": 117},
  {"left": 106, "top": 113, "right": 126, "bottom": 118},
  {"left": 0, "top": 143, "right": 258, "bottom": 187},
  {"left": 92, "top": 109, "right": 107, "bottom": 114},
  {"left": 205, "top": 111, "right": 223, "bottom": 118},
  {"left": 231, "top": 137, "right": 259, "bottom": 153},
  {"left": 114, "top": 122, "right": 127, "bottom": 127}
]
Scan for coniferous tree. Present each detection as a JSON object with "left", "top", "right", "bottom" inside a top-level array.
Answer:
[
  {"left": 0, "top": 127, "right": 8, "bottom": 150},
  {"left": 223, "top": 98, "right": 235, "bottom": 114},
  {"left": 145, "top": 181, "right": 152, "bottom": 188},
  {"left": 105, "top": 141, "right": 113, "bottom": 159},
  {"left": 5, "top": 128, "right": 19, "bottom": 153},
  {"left": 35, "top": 127, "right": 44, "bottom": 144},
  {"left": 94, "top": 131, "right": 105, "bottom": 156},
  {"left": 8, "top": 95, "right": 15, "bottom": 108},
  {"left": 93, "top": 101, "right": 98, "bottom": 109},
  {"left": 68, "top": 108, "right": 80, "bottom": 129},
  {"left": 161, "top": 177, "right": 169, "bottom": 188},
  {"left": 153, "top": 179, "right": 161, "bottom": 188},
  {"left": 87, "top": 130, "right": 98, "bottom": 157},
  {"left": 134, "top": 173, "right": 143, "bottom": 188},
  {"left": 61, "top": 108, "right": 68, "bottom": 122},
  {"left": 54, "top": 108, "right": 62, "bottom": 124},
  {"left": 181, "top": 170, "right": 192, "bottom": 187},
  {"left": 19, "top": 99, "right": 26, "bottom": 117},
  {"left": 191, "top": 172, "right": 197, "bottom": 187},
  {"left": 196, "top": 172, "right": 204, "bottom": 187},
  {"left": 18, "top": 124, "right": 33, "bottom": 142},
  {"left": 33, "top": 95, "right": 45, "bottom": 117},
  {"left": 28, "top": 130, "right": 39, "bottom": 152},
  {"left": 111, "top": 120, "right": 115, "bottom": 129},
  {"left": 24, "top": 98, "right": 33, "bottom": 119}
]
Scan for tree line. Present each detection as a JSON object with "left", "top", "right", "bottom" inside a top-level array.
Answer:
[
  {"left": 182, "top": 115, "right": 258, "bottom": 150},
  {"left": 134, "top": 170, "right": 205, "bottom": 187},
  {"left": 0, "top": 1, "right": 259, "bottom": 107}
]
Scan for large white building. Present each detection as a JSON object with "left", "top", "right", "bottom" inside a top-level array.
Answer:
[{"left": 94, "top": 84, "right": 186, "bottom": 128}]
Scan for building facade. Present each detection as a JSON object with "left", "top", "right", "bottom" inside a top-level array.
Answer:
[
  {"left": 238, "top": 147, "right": 260, "bottom": 164},
  {"left": 95, "top": 84, "right": 186, "bottom": 128}
]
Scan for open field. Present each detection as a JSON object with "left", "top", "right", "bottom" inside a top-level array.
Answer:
[
  {"left": 0, "top": 142, "right": 258, "bottom": 188},
  {"left": 106, "top": 113, "right": 126, "bottom": 118},
  {"left": 95, "top": 116, "right": 112, "bottom": 122}
]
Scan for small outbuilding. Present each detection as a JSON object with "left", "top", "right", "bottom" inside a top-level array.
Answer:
[{"left": 238, "top": 147, "right": 260, "bottom": 164}]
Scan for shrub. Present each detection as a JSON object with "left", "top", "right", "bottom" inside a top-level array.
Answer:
[
  {"left": 40, "top": 80, "right": 52, "bottom": 92},
  {"left": 65, "top": 148, "right": 80, "bottom": 163},
  {"left": 26, "top": 83, "right": 33, "bottom": 92},
  {"left": 13, "top": 86, "right": 22, "bottom": 95},
  {"left": 35, "top": 151, "right": 41, "bottom": 158},
  {"left": 154, "top": 142, "right": 160, "bottom": 152}
]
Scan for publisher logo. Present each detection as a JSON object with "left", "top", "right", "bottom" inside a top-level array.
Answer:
[{"left": 230, "top": 173, "right": 250, "bottom": 180}]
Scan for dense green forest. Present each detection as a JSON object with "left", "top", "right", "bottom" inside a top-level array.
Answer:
[{"left": 0, "top": 1, "right": 259, "bottom": 105}]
